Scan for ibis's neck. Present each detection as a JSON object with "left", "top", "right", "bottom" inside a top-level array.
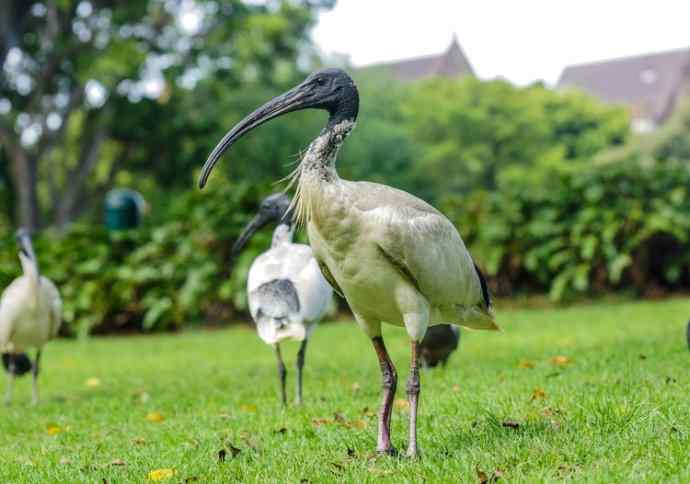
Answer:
[
  {"left": 271, "top": 223, "right": 294, "bottom": 247},
  {"left": 293, "top": 118, "right": 354, "bottom": 224},
  {"left": 19, "top": 253, "right": 40, "bottom": 287},
  {"left": 300, "top": 119, "right": 355, "bottom": 182}
]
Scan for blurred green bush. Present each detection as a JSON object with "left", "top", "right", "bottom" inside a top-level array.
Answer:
[
  {"left": 442, "top": 157, "right": 690, "bottom": 301},
  {"left": 0, "top": 181, "right": 274, "bottom": 336}
]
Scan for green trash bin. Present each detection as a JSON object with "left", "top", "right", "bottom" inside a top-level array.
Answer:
[{"left": 104, "top": 189, "right": 145, "bottom": 230}]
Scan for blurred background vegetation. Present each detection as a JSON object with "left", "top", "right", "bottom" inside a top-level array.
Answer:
[{"left": 2, "top": 1, "right": 690, "bottom": 335}]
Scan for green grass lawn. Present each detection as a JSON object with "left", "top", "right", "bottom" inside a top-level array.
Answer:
[{"left": 1, "top": 298, "right": 689, "bottom": 483}]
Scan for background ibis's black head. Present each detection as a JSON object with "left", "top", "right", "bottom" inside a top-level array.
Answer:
[
  {"left": 199, "top": 68, "right": 359, "bottom": 188},
  {"left": 232, "top": 193, "right": 293, "bottom": 256}
]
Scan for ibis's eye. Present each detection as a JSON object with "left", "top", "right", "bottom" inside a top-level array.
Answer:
[{"left": 315, "top": 77, "right": 326, "bottom": 86}]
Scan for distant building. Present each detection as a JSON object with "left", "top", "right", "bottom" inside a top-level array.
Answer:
[
  {"left": 359, "top": 35, "right": 474, "bottom": 82},
  {"left": 558, "top": 47, "right": 690, "bottom": 133}
]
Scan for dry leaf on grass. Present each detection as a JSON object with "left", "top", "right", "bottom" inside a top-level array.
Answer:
[
  {"left": 59, "top": 457, "right": 71, "bottom": 465},
  {"left": 531, "top": 388, "right": 547, "bottom": 401},
  {"left": 351, "top": 382, "right": 361, "bottom": 392},
  {"left": 518, "top": 359, "right": 535, "bottom": 369},
  {"left": 145, "top": 411, "right": 165, "bottom": 423},
  {"left": 148, "top": 468, "right": 175, "bottom": 481},
  {"left": 46, "top": 424, "right": 61, "bottom": 435},
  {"left": 84, "top": 378, "right": 101, "bottom": 387},
  {"left": 240, "top": 403, "right": 257, "bottom": 413},
  {"left": 452, "top": 384, "right": 461, "bottom": 392},
  {"left": 394, "top": 399, "right": 409, "bottom": 410},
  {"left": 477, "top": 466, "right": 504, "bottom": 483},
  {"left": 110, "top": 459, "right": 126, "bottom": 466},
  {"left": 551, "top": 355, "right": 571, "bottom": 366}
]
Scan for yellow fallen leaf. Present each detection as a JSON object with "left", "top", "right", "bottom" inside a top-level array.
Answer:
[
  {"left": 452, "top": 384, "right": 460, "bottom": 392},
  {"left": 148, "top": 468, "right": 175, "bottom": 481},
  {"left": 551, "top": 355, "right": 571, "bottom": 366},
  {"left": 46, "top": 424, "right": 61, "bottom": 435},
  {"left": 351, "top": 382, "right": 361, "bottom": 392},
  {"left": 239, "top": 404, "right": 257, "bottom": 413},
  {"left": 349, "top": 419, "right": 367, "bottom": 429},
  {"left": 531, "top": 388, "right": 547, "bottom": 400},
  {"left": 394, "top": 399, "right": 409, "bottom": 410},
  {"left": 84, "top": 377, "right": 101, "bottom": 387},
  {"left": 59, "top": 457, "right": 71, "bottom": 465},
  {"left": 145, "top": 411, "right": 165, "bottom": 423},
  {"left": 518, "top": 359, "right": 535, "bottom": 369}
]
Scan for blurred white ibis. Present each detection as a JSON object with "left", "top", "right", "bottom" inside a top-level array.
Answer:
[
  {"left": 232, "top": 193, "right": 333, "bottom": 405},
  {"left": 199, "top": 68, "right": 498, "bottom": 457},
  {"left": 420, "top": 324, "right": 460, "bottom": 369},
  {"left": 0, "top": 230, "right": 62, "bottom": 405}
]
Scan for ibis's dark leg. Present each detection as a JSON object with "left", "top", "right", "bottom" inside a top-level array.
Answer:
[
  {"left": 274, "top": 344, "right": 287, "bottom": 407},
  {"left": 295, "top": 339, "right": 308, "bottom": 405},
  {"left": 372, "top": 336, "right": 397, "bottom": 455},
  {"left": 31, "top": 349, "right": 42, "bottom": 405},
  {"left": 406, "top": 341, "right": 421, "bottom": 458},
  {"left": 4, "top": 356, "right": 16, "bottom": 406}
]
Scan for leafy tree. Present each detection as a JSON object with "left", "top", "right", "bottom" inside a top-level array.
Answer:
[
  {"left": 401, "top": 77, "right": 629, "bottom": 197},
  {"left": 0, "top": 0, "right": 333, "bottom": 231}
]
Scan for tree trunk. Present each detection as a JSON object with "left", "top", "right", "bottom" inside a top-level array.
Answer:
[
  {"left": 1, "top": 129, "right": 41, "bottom": 230},
  {"left": 54, "top": 126, "right": 108, "bottom": 230}
]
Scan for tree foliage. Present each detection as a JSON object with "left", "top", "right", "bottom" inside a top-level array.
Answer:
[{"left": 0, "top": 0, "right": 332, "bottom": 230}]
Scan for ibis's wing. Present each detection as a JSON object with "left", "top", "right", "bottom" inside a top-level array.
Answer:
[
  {"left": 351, "top": 181, "right": 488, "bottom": 311},
  {"left": 42, "top": 277, "right": 62, "bottom": 338},
  {"left": 0, "top": 279, "right": 22, "bottom": 349}
]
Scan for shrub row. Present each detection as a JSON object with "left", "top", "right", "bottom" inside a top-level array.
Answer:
[{"left": 442, "top": 158, "right": 690, "bottom": 301}]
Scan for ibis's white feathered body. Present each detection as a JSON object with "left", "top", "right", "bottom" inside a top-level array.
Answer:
[
  {"left": 232, "top": 193, "right": 332, "bottom": 405},
  {"left": 0, "top": 273, "right": 62, "bottom": 351},
  {"left": 301, "top": 159, "right": 495, "bottom": 341},
  {"left": 1, "top": 231, "right": 62, "bottom": 405},
  {"left": 247, "top": 224, "right": 332, "bottom": 345}
]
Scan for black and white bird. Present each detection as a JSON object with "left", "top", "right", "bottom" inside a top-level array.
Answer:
[
  {"left": 199, "top": 68, "right": 498, "bottom": 457},
  {"left": 419, "top": 324, "right": 460, "bottom": 369},
  {"left": 232, "top": 193, "right": 333, "bottom": 406},
  {"left": 0, "top": 229, "right": 62, "bottom": 405}
]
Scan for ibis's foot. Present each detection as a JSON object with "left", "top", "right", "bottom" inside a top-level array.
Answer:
[
  {"left": 405, "top": 445, "right": 421, "bottom": 459},
  {"left": 372, "top": 336, "right": 398, "bottom": 458},
  {"left": 376, "top": 446, "right": 399, "bottom": 457}
]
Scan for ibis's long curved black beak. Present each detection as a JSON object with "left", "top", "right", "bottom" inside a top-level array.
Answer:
[
  {"left": 231, "top": 212, "right": 273, "bottom": 257},
  {"left": 16, "top": 229, "right": 36, "bottom": 262},
  {"left": 199, "top": 84, "right": 311, "bottom": 189}
]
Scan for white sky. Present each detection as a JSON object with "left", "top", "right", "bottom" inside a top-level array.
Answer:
[{"left": 312, "top": 0, "right": 690, "bottom": 86}]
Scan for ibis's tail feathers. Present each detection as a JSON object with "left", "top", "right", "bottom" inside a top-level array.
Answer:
[
  {"left": 456, "top": 304, "right": 501, "bottom": 331},
  {"left": 1, "top": 353, "right": 33, "bottom": 376}
]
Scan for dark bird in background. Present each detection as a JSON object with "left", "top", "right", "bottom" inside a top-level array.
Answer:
[{"left": 419, "top": 324, "right": 460, "bottom": 368}]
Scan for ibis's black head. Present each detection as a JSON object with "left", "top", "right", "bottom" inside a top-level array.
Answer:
[
  {"left": 199, "top": 68, "right": 359, "bottom": 188},
  {"left": 232, "top": 193, "right": 293, "bottom": 256}
]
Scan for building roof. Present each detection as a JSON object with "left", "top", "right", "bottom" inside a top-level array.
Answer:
[
  {"left": 360, "top": 36, "right": 474, "bottom": 82},
  {"left": 557, "top": 47, "right": 690, "bottom": 123}
]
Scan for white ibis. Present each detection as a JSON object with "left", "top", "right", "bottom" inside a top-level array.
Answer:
[
  {"left": 0, "top": 229, "right": 62, "bottom": 405},
  {"left": 419, "top": 324, "right": 461, "bottom": 369},
  {"left": 198, "top": 68, "right": 498, "bottom": 457},
  {"left": 232, "top": 193, "right": 333, "bottom": 405}
]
